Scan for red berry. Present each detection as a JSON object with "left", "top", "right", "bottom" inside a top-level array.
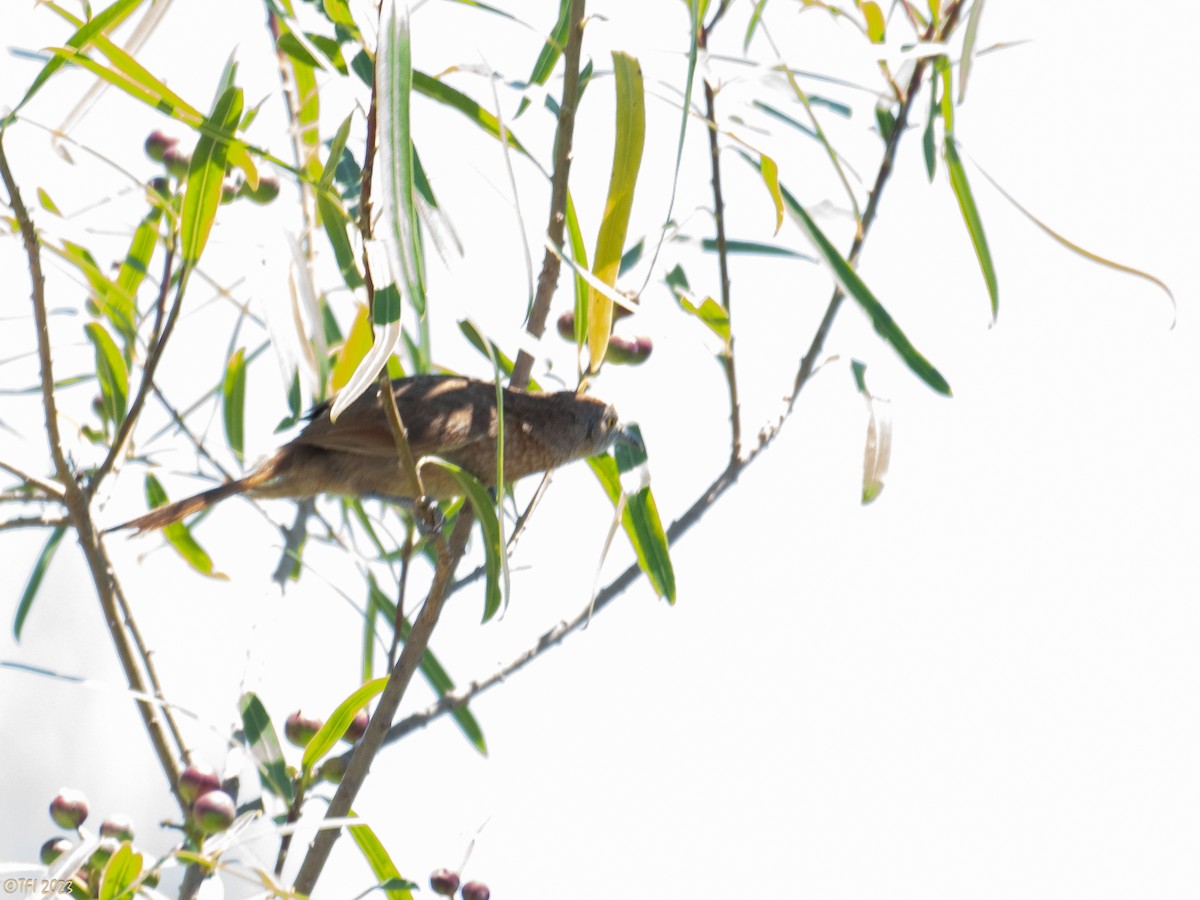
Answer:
[{"left": 284, "top": 711, "right": 324, "bottom": 748}]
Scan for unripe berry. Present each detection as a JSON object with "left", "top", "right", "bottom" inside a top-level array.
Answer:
[
  {"left": 285, "top": 711, "right": 324, "bottom": 748},
  {"left": 39, "top": 837, "right": 72, "bottom": 865},
  {"left": 342, "top": 710, "right": 370, "bottom": 743},
  {"left": 100, "top": 814, "right": 135, "bottom": 842},
  {"left": 49, "top": 789, "right": 89, "bottom": 830},
  {"left": 191, "top": 790, "right": 236, "bottom": 835}
]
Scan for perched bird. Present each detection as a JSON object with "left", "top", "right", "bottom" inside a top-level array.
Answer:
[{"left": 114, "top": 374, "right": 634, "bottom": 534}]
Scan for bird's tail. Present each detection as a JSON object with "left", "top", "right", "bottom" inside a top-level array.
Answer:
[{"left": 109, "top": 467, "right": 274, "bottom": 535}]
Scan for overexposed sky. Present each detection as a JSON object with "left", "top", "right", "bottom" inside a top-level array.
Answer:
[{"left": 2, "top": 2, "right": 1198, "bottom": 898}]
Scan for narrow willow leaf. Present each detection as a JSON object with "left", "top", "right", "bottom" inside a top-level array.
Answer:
[
  {"left": 84, "top": 322, "right": 129, "bottom": 425},
  {"left": 239, "top": 692, "right": 295, "bottom": 803},
  {"left": 113, "top": 208, "right": 162, "bottom": 347},
  {"left": 695, "top": 237, "right": 812, "bottom": 259},
  {"left": 321, "top": 113, "right": 354, "bottom": 190},
  {"left": 852, "top": 361, "right": 892, "bottom": 505},
  {"left": 944, "top": 138, "right": 998, "bottom": 320},
  {"left": 413, "top": 71, "right": 528, "bottom": 156},
  {"left": 457, "top": 319, "right": 541, "bottom": 390},
  {"left": 144, "top": 474, "right": 225, "bottom": 578},
  {"left": 348, "top": 816, "right": 416, "bottom": 900},
  {"left": 56, "top": 240, "right": 136, "bottom": 342},
  {"left": 301, "top": 677, "right": 388, "bottom": 773},
  {"left": 970, "top": 154, "right": 1176, "bottom": 322},
  {"left": 565, "top": 193, "right": 590, "bottom": 346},
  {"left": 13, "top": 525, "right": 67, "bottom": 640},
  {"left": 588, "top": 52, "right": 645, "bottom": 372},
  {"left": 331, "top": 243, "right": 403, "bottom": 420},
  {"left": 322, "top": 0, "right": 362, "bottom": 42},
  {"left": 331, "top": 304, "right": 374, "bottom": 390},
  {"left": 759, "top": 154, "right": 785, "bottom": 234},
  {"left": 771, "top": 170, "right": 952, "bottom": 396},
  {"left": 181, "top": 85, "right": 243, "bottom": 264},
  {"left": 860, "top": 1, "right": 886, "bottom": 42},
  {"left": 222, "top": 348, "right": 247, "bottom": 463},
  {"left": 923, "top": 73, "right": 938, "bottom": 182},
  {"left": 959, "top": 0, "right": 986, "bottom": 103},
  {"left": 423, "top": 458, "right": 505, "bottom": 622},
  {"left": 745, "top": 0, "right": 770, "bottom": 49},
  {"left": 6, "top": 0, "right": 144, "bottom": 125},
  {"left": 377, "top": 0, "right": 425, "bottom": 315},
  {"left": 316, "top": 188, "right": 364, "bottom": 288},
  {"left": 588, "top": 443, "right": 675, "bottom": 603},
  {"left": 515, "top": 0, "right": 571, "bottom": 118}
]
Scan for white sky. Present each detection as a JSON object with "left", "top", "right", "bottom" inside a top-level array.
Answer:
[{"left": 2, "top": 2, "right": 1198, "bottom": 898}]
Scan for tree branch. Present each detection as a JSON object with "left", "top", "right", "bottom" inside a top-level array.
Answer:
[
  {"left": 293, "top": 509, "right": 475, "bottom": 895},
  {"left": 0, "top": 132, "right": 187, "bottom": 813},
  {"left": 510, "top": 0, "right": 586, "bottom": 390}
]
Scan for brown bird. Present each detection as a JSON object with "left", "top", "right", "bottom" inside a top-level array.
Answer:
[{"left": 115, "top": 375, "right": 635, "bottom": 534}]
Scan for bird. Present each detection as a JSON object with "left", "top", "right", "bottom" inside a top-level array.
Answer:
[{"left": 113, "top": 374, "right": 636, "bottom": 534}]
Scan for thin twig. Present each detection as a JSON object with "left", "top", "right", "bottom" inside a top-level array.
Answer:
[
  {"left": 0, "top": 514, "right": 67, "bottom": 530},
  {"left": 698, "top": 19, "right": 741, "bottom": 461},
  {"left": 511, "top": 0, "right": 586, "bottom": 390},
  {"left": 0, "top": 457, "right": 63, "bottom": 499}
]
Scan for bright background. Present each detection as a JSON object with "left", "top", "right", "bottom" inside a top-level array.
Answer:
[{"left": 2, "top": 2, "right": 1197, "bottom": 898}]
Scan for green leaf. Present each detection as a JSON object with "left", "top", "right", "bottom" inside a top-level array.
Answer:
[
  {"left": 458, "top": 320, "right": 540, "bottom": 390},
  {"left": 759, "top": 154, "right": 784, "bottom": 234},
  {"left": 239, "top": 692, "right": 295, "bottom": 803},
  {"left": 860, "top": 0, "right": 886, "bottom": 41},
  {"left": 112, "top": 208, "right": 162, "bottom": 347},
  {"left": 37, "top": 187, "right": 62, "bottom": 215},
  {"left": 422, "top": 458, "right": 505, "bottom": 622},
  {"left": 84, "top": 322, "right": 129, "bottom": 426},
  {"left": 771, "top": 169, "right": 952, "bottom": 396},
  {"left": 959, "top": 0, "right": 986, "bottom": 103},
  {"left": 588, "top": 435, "right": 675, "bottom": 603},
  {"left": 144, "top": 474, "right": 225, "bottom": 578},
  {"left": 745, "top": 0, "right": 770, "bottom": 50},
  {"left": 677, "top": 295, "right": 731, "bottom": 345},
  {"left": 413, "top": 71, "right": 528, "bottom": 156},
  {"left": 589, "top": 52, "right": 646, "bottom": 372},
  {"left": 13, "top": 525, "right": 67, "bottom": 641},
  {"left": 5, "top": 0, "right": 144, "bottom": 125},
  {"left": 317, "top": 189, "right": 364, "bottom": 289},
  {"left": 515, "top": 0, "right": 571, "bottom": 118},
  {"left": 923, "top": 72, "right": 938, "bottom": 182},
  {"left": 301, "top": 677, "right": 388, "bottom": 773},
  {"left": 565, "top": 193, "right": 590, "bottom": 346},
  {"left": 377, "top": 1, "right": 426, "bottom": 316},
  {"left": 181, "top": 85, "right": 244, "bottom": 264},
  {"left": 98, "top": 841, "right": 143, "bottom": 900},
  {"left": 348, "top": 815, "right": 416, "bottom": 900},
  {"left": 222, "top": 348, "right": 247, "bottom": 463},
  {"left": 944, "top": 138, "right": 998, "bottom": 320}
]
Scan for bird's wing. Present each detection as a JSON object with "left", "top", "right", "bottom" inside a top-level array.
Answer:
[{"left": 293, "top": 377, "right": 497, "bottom": 460}]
